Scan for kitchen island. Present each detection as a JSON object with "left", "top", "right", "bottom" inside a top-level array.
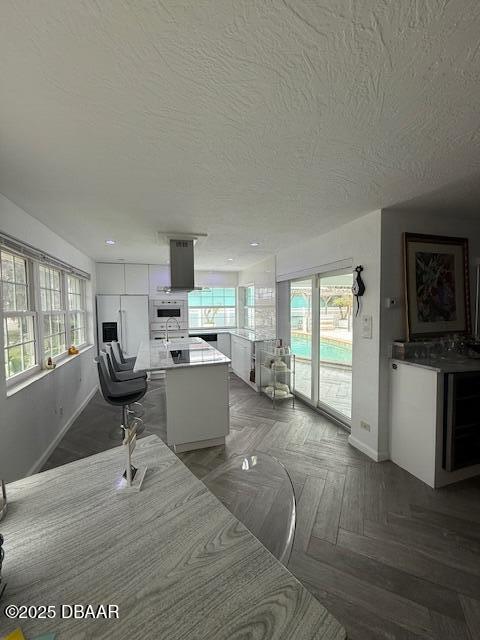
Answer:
[
  {"left": 135, "top": 338, "right": 230, "bottom": 452},
  {"left": 0, "top": 435, "right": 345, "bottom": 639}
]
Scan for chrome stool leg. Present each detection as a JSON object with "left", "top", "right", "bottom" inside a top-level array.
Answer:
[
  {"left": 129, "top": 416, "right": 145, "bottom": 436},
  {"left": 128, "top": 402, "right": 145, "bottom": 419},
  {"left": 127, "top": 409, "right": 145, "bottom": 435},
  {"left": 110, "top": 405, "right": 134, "bottom": 441}
]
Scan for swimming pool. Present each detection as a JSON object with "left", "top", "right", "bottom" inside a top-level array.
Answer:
[{"left": 291, "top": 334, "right": 352, "bottom": 365}]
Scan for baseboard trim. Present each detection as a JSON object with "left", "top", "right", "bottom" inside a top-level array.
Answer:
[
  {"left": 348, "top": 435, "right": 389, "bottom": 462},
  {"left": 173, "top": 436, "right": 225, "bottom": 453},
  {"left": 28, "top": 385, "right": 99, "bottom": 476}
]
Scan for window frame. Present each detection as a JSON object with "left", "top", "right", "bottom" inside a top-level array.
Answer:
[
  {"left": 1, "top": 246, "right": 90, "bottom": 389},
  {"left": 188, "top": 287, "right": 237, "bottom": 330},
  {"left": 243, "top": 284, "right": 255, "bottom": 330},
  {"left": 39, "top": 263, "right": 68, "bottom": 363},
  {"left": 1, "top": 250, "right": 40, "bottom": 386},
  {"left": 66, "top": 274, "right": 87, "bottom": 349}
]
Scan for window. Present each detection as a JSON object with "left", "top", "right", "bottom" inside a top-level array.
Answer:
[
  {"left": 243, "top": 285, "right": 255, "bottom": 330},
  {"left": 39, "top": 265, "right": 66, "bottom": 359},
  {"left": 0, "top": 241, "right": 90, "bottom": 386},
  {"left": 188, "top": 288, "right": 236, "bottom": 329},
  {"left": 67, "top": 275, "right": 86, "bottom": 347},
  {"left": 1, "top": 250, "right": 37, "bottom": 380}
]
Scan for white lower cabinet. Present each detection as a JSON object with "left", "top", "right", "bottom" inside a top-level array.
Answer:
[
  {"left": 390, "top": 361, "right": 439, "bottom": 487},
  {"left": 390, "top": 360, "right": 480, "bottom": 488},
  {"left": 230, "top": 337, "right": 242, "bottom": 376},
  {"left": 216, "top": 333, "right": 231, "bottom": 357},
  {"left": 231, "top": 335, "right": 252, "bottom": 384}
]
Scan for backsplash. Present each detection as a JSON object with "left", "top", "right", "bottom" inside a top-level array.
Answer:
[
  {"left": 239, "top": 256, "right": 276, "bottom": 336},
  {"left": 255, "top": 285, "right": 276, "bottom": 333}
]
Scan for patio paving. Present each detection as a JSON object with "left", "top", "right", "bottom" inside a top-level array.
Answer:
[{"left": 296, "top": 359, "right": 352, "bottom": 420}]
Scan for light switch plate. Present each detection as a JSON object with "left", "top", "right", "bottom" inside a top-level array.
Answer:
[{"left": 361, "top": 314, "right": 372, "bottom": 339}]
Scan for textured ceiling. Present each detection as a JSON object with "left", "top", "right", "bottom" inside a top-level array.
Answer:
[
  {"left": 385, "top": 171, "right": 480, "bottom": 216},
  {"left": 1, "top": 1, "right": 480, "bottom": 269}
]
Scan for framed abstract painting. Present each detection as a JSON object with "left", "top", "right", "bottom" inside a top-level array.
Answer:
[{"left": 404, "top": 233, "right": 471, "bottom": 340}]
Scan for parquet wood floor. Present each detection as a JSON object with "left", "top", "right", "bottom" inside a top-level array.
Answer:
[{"left": 43, "top": 373, "right": 480, "bottom": 639}]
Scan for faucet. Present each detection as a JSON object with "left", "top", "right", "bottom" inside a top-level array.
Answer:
[{"left": 165, "top": 317, "right": 181, "bottom": 344}]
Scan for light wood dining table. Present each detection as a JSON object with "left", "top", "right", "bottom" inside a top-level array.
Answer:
[{"left": 0, "top": 435, "right": 345, "bottom": 639}]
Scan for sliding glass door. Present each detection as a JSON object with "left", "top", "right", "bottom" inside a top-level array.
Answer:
[
  {"left": 318, "top": 273, "right": 353, "bottom": 421},
  {"left": 290, "top": 278, "right": 314, "bottom": 400},
  {"left": 289, "top": 270, "right": 353, "bottom": 425}
]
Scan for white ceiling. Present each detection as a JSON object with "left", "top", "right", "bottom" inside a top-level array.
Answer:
[
  {"left": 1, "top": 1, "right": 480, "bottom": 270},
  {"left": 385, "top": 171, "right": 480, "bottom": 216}
]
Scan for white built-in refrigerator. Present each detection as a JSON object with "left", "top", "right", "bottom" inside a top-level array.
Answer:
[{"left": 96, "top": 295, "right": 149, "bottom": 357}]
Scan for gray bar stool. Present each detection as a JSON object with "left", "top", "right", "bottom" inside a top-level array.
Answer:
[
  {"left": 116, "top": 341, "right": 137, "bottom": 367},
  {"left": 101, "top": 350, "right": 146, "bottom": 424},
  {"left": 103, "top": 349, "right": 146, "bottom": 383},
  {"left": 109, "top": 341, "right": 136, "bottom": 371},
  {"left": 96, "top": 355, "right": 147, "bottom": 440}
]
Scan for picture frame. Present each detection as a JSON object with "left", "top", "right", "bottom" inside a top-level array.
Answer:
[{"left": 404, "top": 233, "right": 471, "bottom": 341}]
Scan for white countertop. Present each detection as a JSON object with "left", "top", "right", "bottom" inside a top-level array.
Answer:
[
  {"left": 392, "top": 356, "right": 480, "bottom": 373},
  {"left": 189, "top": 328, "right": 276, "bottom": 342},
  {"left": 135, "top": 338, "right": 231, "bottom": 371}
]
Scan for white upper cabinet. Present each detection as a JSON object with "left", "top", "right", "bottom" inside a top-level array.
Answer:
[
  {"left": 148, "top": 265, "right": 171, "bottom": 296},
  {"left": 125, "top": 264, "right": 149, "bottom": 294},
  {"left": 96, "top": 263, "right": 125, "bottom": 294},
  {"left": 96, "top": 263, "right": 150, "bottom": 294}
]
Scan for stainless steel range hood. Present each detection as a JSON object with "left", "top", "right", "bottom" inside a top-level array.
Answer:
[
  {"left": 156, "top": 232, "right": 207, "bottom": 292},
  {"left": 169, "top": 238, "right": 195, "bottom": 291},
  {"left": 156, "top": 232, "right": 208, "bottom": 292}
]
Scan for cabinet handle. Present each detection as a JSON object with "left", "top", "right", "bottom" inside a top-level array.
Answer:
[{"left": 122, "top": 309, "right": 127, "bottom": 354}]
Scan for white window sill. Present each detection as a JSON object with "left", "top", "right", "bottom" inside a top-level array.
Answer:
[{"left": 6, "top": 344, "right": 95, "bottom": 398}]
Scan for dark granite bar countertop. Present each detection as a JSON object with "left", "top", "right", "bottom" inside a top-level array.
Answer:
[{"left": 392, "top": 356, "right": 480, "bottom": 374}]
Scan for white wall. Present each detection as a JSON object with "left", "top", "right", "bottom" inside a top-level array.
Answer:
[
  {"left": 195, "top": 270, "right": 238, "bottom": 288},
  {"left": 276, "top": 280, "right": 291, "bottom": 344},
  {"left": 276, "top": 211, "right": 384, "bottom": 460},
  {"left": 379, "top": 208, "right": 480, "bottom": 455},
  {"left": 239, "top": 256, "right": 276, "bottom": 335},
  {"left": 0, "top": 193, "right": 97, "bottom": 481}
]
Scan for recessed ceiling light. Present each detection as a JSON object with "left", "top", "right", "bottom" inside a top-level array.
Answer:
[
  {"left": 227, "top": 258, "right": 234, "bottom": 261},
  {"left": 105, "top": 239, "right": 116, "bottom": 245},
  {"left": 250, "top": 242, "right": 260, "bottom": 247}
]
